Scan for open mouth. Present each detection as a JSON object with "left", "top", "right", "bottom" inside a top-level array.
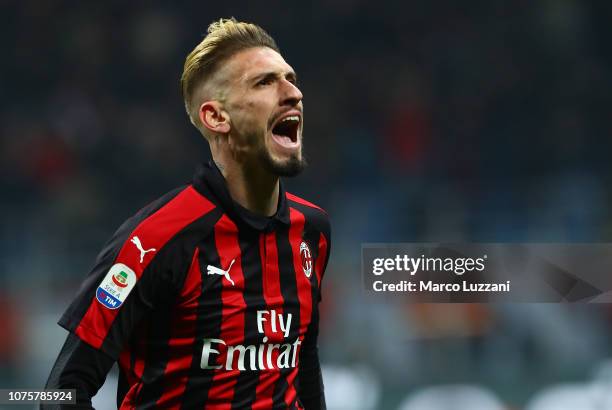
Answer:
[{"left": 271, "top": 114, "right": 300, "bottom": 147}]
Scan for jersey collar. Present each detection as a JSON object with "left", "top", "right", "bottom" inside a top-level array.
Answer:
[{"left": 192, "top": 160, "right": 291, "bottom": 230}]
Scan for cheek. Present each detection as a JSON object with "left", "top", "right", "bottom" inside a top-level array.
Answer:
[
  {"left": 226, "top": 109, "right": 267, "bottom": 150},
  {"left": 232, "top": 102, "right": 270, "bottom": 133}
]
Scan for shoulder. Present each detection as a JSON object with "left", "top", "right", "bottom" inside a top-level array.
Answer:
[
  {"left": 285, "top": 192, "right": 331, "bottom": 237},
  {"left": 104, "top": 185, "right": 221, "bottom": 266},
  {"left": 121, "top": 185, "right": 218, "bottom": 242}
]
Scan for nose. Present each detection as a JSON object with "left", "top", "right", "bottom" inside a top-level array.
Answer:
[{"left": 280, "top": 79, "right": 303, "bottom": 107}]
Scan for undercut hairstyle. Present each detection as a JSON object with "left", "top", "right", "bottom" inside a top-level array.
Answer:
[{"left": 181, "top": 18, "right": 280, "bottom": 133}]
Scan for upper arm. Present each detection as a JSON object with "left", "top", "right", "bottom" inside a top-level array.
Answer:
[{"left": 59, "top": 186, "right": 216, "bottom": 359}]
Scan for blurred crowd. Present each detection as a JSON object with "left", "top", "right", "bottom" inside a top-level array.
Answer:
[{"left": 1, "top": 1, "right": 612, "bottom": 408}]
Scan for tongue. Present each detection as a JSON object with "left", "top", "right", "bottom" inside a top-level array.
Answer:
[{"left": 272, "top": 133, "right": 295, "bottom": 147}]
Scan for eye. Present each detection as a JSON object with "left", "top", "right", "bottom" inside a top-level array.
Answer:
[{"left": 256, "top": 77, "right": 273, "bottom": 87}]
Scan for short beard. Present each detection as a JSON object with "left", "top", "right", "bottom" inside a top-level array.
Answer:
[{"left": 259, "top": 149, "right": 307, "bottom": 177}]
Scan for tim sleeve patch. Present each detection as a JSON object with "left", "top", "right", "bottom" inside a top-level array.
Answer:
[{"left": 96, "top": 263, "right": 137, "bottom": 309}]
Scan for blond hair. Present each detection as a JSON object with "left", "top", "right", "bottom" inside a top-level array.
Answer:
[{"left": 181, "top": 18, "right": 279, "bottom": 131}]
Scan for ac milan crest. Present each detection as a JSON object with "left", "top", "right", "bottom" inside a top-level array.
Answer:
[{"left": 300, "top": 241, "right": 313, "bottom": 278}]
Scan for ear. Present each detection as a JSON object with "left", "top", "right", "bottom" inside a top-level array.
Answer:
[{"left": 199, "top": 101, "right": 230, "bottom": 135}]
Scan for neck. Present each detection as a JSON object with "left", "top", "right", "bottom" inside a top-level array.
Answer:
[{"left": 214, "top": 158, "right": 279, "bottom": 217}]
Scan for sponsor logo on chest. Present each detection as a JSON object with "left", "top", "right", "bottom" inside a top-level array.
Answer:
[{"left": 200, "top": 309, "right": 300, "bottom": 371}]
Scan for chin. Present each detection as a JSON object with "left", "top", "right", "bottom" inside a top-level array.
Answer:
[{"left": 261, "top": 151, "right": 307, "bottom": 177}]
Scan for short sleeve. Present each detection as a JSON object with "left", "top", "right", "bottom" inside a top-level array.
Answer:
[{"left": 59, "top": 186, "right": 216, "bottom": 359}]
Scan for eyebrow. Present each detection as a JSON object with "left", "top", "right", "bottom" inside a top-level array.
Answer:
[{"left": 250, "top": 70, "right": 298, "bottom": 84}]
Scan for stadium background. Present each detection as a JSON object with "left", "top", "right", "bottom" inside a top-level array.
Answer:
[{"left": 2, "top": 1, "right": 612, "bottom": 409}]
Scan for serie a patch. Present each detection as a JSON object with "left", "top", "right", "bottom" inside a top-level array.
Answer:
[{"left": 96, "top": 263, "right": 137, "bottom": 309}]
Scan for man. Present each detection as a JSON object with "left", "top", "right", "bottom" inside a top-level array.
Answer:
[{"left": 44, "top": 18, "right": 330, "bottom": 409}]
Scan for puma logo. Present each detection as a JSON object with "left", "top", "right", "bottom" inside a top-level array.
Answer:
[
  {"left": 130, "top": 236, "right": 156, "bottom": 263},
  {"left": 207, "top": 259, "right": 236, "bottom": 286}
]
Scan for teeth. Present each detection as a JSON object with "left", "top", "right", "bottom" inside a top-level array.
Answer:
[{"left": 281, "top": 115, "right": 300, "bottom": 123}]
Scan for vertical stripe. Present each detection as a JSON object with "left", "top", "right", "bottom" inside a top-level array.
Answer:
[
  {"left": 253, "top": 232, "right": 285, "bottom": 409},
  {"left": 134, "top": 297, "right": 178, "bottom": 406},
  {"left": 284, "top": 208, "right": 313, "bottom": 407},
  {"left": 230, "top": 229, "right": 267, "bottom": 409},
  {"left": 116, "top": 329, "right": 146, "bottom": 407},
  {"left": 75, "top": 186, "right": 215, "bottom": 350},
  {"left": 273, "top": 218, "right": 301, "bottom": 408},
  {"left": 263, "top": 232, "right": 284, "bottom": 303},
  {"left": 180, "top": 227, "right": 223, "bottom": 409},
  {"left": 288, "top": 208, "right": 313, "bottom": 338},
  {"left": 153, "top": 248, "right": 203, "bottom": 408},
  {"left": 297, "top": 217, "right": 326, "bottom": 410},
  {"left": 119, "top": 324, "right": 148, "bottom": 409},
  {"left": 205, "top": 215, "right": 246, "bottom": 409}
]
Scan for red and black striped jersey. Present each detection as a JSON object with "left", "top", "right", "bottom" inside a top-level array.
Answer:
[{"left": 58, "top": 161, "right": 331, "bottom": 409}]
